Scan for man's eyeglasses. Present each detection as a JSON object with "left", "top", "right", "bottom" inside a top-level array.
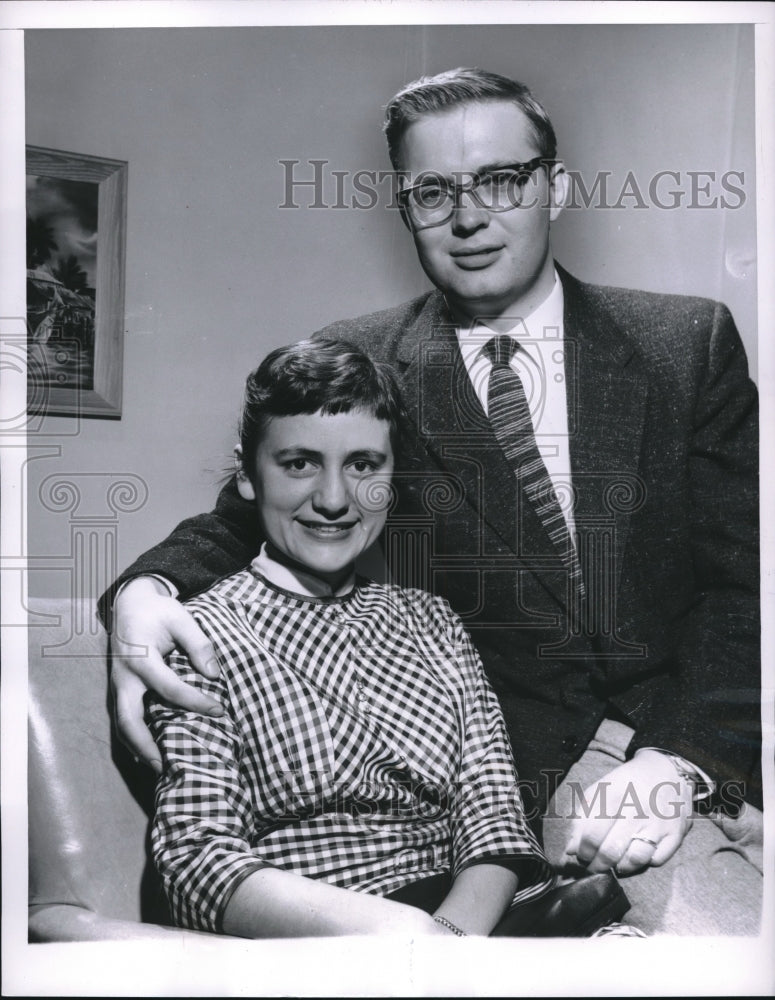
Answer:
[{"left": 398, "top": 157, "right": 553, "bottom": 231}]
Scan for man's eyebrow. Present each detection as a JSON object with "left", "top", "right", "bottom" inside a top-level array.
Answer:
[
  {"left": 412, "top": 159, "right": 538, "bottom": 182},
  {"left": 471, "top": 158, "right": 541, "bottom": 175}
]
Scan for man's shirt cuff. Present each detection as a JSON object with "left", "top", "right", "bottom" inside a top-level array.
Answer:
[{"left": 114, "top": 573, "right": 179, "bottom": 605}]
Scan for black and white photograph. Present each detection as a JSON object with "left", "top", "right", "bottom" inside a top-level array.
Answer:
[{"left": 1, "top": 1, "right": 773, "bottom": 996}]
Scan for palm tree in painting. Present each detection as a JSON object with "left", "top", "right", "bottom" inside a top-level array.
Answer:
[
  {"left": 52, "top": 254, "right": 90, "bottom": 293},
  {"left": 26, "top": 215, "right": 58, "bottom": 268}
]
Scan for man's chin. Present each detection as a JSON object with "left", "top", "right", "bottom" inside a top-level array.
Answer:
[{"left": 446, "top": 285, "right": 522, "bottom": 323}]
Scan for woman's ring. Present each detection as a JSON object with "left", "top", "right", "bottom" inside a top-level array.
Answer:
[{"left": 631, "top": 835, "right": 659, "bottom": 847}]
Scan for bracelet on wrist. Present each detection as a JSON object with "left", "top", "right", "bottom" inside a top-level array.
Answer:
[{"left": 433, "top": 915, "right": 467, "bottom": 936}]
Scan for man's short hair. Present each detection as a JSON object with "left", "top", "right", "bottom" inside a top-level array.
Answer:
[{"left": 383, "top": 67, "right": 558, "bottom": 170}]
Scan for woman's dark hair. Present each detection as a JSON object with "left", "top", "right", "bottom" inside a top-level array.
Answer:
[{"left": 239, "top": 338, "right": 410, "bottom": 484}]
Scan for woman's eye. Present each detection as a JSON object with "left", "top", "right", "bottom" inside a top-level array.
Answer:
[
  {"left": 285, "top": 458, "right": 312, "bottom": 473},
  {"left": 350, "top": 460, "right": 375, "bottom": 474}
]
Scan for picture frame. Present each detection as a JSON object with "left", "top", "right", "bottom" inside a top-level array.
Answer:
[{"left": 26, "top": 145, "right": 127, "bottom": 419}]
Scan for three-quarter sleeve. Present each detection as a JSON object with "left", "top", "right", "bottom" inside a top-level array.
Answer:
[
  {"left": 147, "top": 648, "right": 269, "bottom": 932},
  {"left": 447, "top": 617, "right": 555, "bottom": 904}
]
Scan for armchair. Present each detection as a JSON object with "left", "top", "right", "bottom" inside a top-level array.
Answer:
[
  {"left": 27, "top": 598, "right": 628, "bottom": 942},
  {"left": 27, "top": 597, "right": 215, "bottom": 942}
]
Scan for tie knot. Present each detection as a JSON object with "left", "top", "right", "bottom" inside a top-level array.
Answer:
[{"left": 484, "top": 335, "right": 517, "bottom": 368}]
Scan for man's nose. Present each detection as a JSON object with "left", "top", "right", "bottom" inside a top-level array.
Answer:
[
  {"left": 450, "top": 188, "right": 490, "bottom": 235},
  {"left": 312, "top": 469, "right": 351, "bottom": 518}
]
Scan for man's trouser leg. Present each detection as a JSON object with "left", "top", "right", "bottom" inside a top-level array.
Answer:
[{"left": 542, "top": 720, "right": 763, "bottom": 935}]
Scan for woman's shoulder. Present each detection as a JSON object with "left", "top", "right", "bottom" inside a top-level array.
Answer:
[
  {"left": 185, "top": 566, "right": 256, "bottom": 607},
  {"left": 182, "top": 567, "right": 278, "bottom": 635},
  {"left": 358, "top": 580, "right": 461, "bottom": 634},
  {"left": 359, "top": 578, "right": 448, "bottom": 607}
]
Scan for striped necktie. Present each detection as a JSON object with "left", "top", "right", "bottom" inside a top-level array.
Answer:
[{"left": 484, "top": 335, "right": 584, "bottom": 599}]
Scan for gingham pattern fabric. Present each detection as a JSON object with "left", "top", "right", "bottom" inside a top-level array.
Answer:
[
  {"left": 484, "top": 335, "right": 585, "bottom": 599},
  {"left": 148, "top": 565, "right": 553, "bottom": 932}
]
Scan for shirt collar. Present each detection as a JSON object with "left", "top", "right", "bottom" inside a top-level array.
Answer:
[
  {"left": 252, "top": 543, "right": 356, "bottom": 598},
  {"left": 456, "top": 269, "right": 564, "bottom": 354}
]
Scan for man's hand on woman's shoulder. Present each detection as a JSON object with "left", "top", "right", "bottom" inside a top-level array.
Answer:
[{"left": 109, "top": 575, "right": 224, "bottom": 770}]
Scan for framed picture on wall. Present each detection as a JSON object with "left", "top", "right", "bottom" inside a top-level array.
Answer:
[{"left": 26, "top": 145, "right": 127, "bottom": 419}]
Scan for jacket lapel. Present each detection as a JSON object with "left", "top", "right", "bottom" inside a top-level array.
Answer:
[{"left": 559, "top": 266, "right": 649, "bottom": 600}]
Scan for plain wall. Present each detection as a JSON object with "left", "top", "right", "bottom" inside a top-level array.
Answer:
[{"left": 23, "top": 23, "right": 758, "bottom": 599}]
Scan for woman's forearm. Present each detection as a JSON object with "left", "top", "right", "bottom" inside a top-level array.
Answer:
[
  {"left": 433, "top": 863, "right": 518, "bottom": 936},
  {"left": 222, "top": 867, "right": 442, "bottom": 938}
]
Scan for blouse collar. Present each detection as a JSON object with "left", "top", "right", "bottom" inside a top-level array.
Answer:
[{"left": 252, "top": 543, "right": 356, "bottom": 599}]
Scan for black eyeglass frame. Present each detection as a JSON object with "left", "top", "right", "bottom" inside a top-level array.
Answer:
[{"left": 397, "top": 157, "right": 556, "bottom": 231}]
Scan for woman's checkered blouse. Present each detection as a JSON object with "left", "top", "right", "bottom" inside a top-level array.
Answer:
[{"left": 148, "top": 565, "right": 553, "bottom": 932}]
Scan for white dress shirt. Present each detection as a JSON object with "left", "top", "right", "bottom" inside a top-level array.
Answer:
[{"left": 455, "top": 273, "right": 577, "bottom": 540}]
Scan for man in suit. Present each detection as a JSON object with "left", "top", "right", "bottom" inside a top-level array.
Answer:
[{"left": 103, "top": 69, "right": 761, "bottom": 934}]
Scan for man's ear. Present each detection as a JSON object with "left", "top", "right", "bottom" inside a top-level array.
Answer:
[
  {"left": 548, "top": 161, "right": 569, "bottom": 223},
  {"left": 234, "top": 444, "right": 255, "bottom": 501}
]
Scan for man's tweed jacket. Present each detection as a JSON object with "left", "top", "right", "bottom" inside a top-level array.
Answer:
[{"left": 107, "top": 266, "right": 760, "bottom": 812}]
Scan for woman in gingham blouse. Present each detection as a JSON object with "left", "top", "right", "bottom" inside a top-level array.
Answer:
[{"left": 148, "top": 339, "right": 553, "bottom": 937}]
